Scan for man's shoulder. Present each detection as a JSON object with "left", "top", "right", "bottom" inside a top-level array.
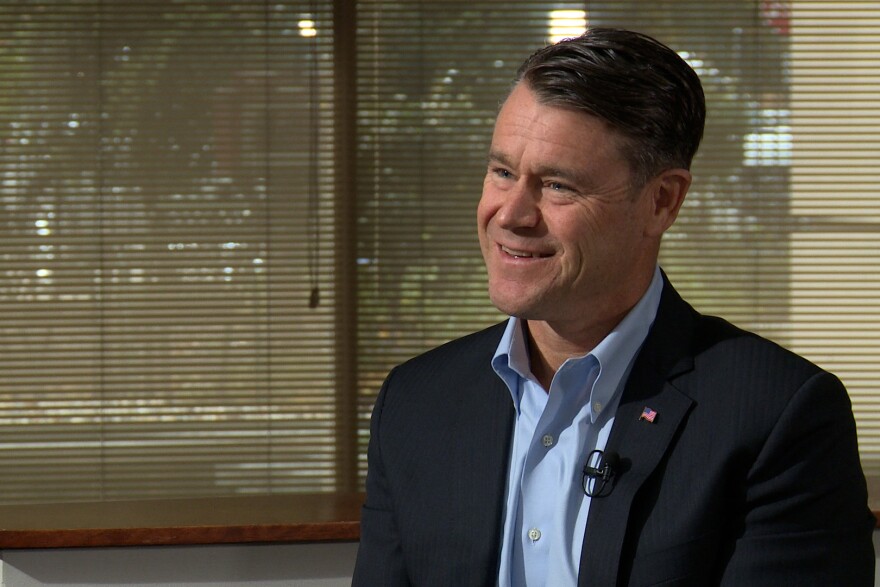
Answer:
[
  {"left": 690, "top": 311, "right": 825, "bottom": 380},
  {"left": 393, "top": 321, "right": 508, "bottom": 378},
  {"left": 375, "top": 322, "right": 511, "bottom": 430},
  {"left": 659, "top": 280, "right": 825, "bottom": 379},
  {"left": 666, "top": 307, "right": 846, "bottom": 431}
]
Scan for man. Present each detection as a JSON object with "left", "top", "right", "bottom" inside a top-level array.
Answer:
[{"left": 352, "top": 28, "right": 875, "bottom": 586}]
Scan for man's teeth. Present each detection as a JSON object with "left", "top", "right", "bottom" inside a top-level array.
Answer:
[{"left": 502, "top": 246, "right": 543, "bottom": 258}]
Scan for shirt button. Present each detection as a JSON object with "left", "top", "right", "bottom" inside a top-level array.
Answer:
[
  {"left": 528, "top": 528, "right": 542, "bottom": 542},
  {"left": 541, "top": 434, "right": 554, "bottom": 447},
  {"left": 593, "top": 401, "right": 603, "bottom": 413}
]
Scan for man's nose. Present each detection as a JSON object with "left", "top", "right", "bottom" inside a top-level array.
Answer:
[{"left": 495, "top": 182, "right": 541, "bottom": 229}]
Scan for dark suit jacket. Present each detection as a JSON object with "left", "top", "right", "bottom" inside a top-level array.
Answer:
[{"left": 353, "top": 279, "right": 876, "bottom": 586}]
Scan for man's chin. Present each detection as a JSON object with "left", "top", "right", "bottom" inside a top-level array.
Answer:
[{"left": 488, "top": 292, "right": 545, "bottom": 320}]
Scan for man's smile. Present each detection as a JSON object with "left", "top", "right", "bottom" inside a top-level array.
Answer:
[{"left": 499, "top": 244, "right": 553, "bottom": 259}]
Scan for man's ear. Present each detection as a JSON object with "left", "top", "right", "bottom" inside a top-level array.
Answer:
[{"left": 644, "top": 168, "right": 691, "bottom": 237}]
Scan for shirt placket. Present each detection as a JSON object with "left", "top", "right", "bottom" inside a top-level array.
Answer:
[{"left": 517, "top": 381, "right": 558, "bottom": 586}]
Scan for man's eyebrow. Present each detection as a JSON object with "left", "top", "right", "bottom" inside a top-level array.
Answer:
[
  {"left": 538, "top": 165, "right": 591, "bottom": 187},
  {"left": 488, "top": 149, "right": 592, "bottom": 187},
  {"left": 486, "top": 149, "right": 514, "bottom": 167}
]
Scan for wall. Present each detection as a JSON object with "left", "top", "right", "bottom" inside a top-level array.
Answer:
[
  {"left": 0, "top": 542, "right": 358, "bottom": 587},
  {"left": 0, "top": 535, "right": 877, "bottom": 586}
]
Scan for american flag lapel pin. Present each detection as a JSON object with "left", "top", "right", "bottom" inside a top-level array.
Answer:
[{"left": 639, "top": 406, "right": 658, "bottom": 423}]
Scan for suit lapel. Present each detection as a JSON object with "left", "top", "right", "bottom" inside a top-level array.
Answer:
[
  {"left": 443, "top": 326, "right": 515, "bottom": 581},
  {"left": 454, "top": 323, "right": 516, "bottom": 503},
  {"left": 454, "top": 358, "right": 516, "bottom": 507},
  {"left": 578, "top": 280, "right": 697, "bottom": 586}
]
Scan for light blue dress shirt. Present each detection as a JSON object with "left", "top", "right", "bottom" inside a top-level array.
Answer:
[{"left": 492, "top": 267, "right": 664, "bottom": 587}]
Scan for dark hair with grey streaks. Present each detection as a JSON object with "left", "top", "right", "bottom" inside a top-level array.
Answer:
[{"left": 514, "top": 27, "right": 706, "bottom": 188}]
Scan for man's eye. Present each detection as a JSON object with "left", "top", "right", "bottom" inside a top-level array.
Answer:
[
  {"left": 493, "top": 168, "right": 512, "bottom": 179},
  {"left": 548, "top": 181, "right": 570, "bottom": 191}
]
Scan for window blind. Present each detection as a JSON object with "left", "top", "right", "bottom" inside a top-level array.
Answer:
[
  {"left": 786, "top": 1, "right": 880, "bottom": 475},
  {"left": 2, "top": 0, "right": 880, "bottom": 511},
  {"left": 0, "top": 0, "right": 337, "bottom": 503}
]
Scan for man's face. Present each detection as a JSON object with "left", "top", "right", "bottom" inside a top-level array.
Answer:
[{"left": 477, "top": 83, "right": 661, "bottom": 326}]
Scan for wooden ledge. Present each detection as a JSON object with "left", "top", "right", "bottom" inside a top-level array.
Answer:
[
  {"left": 0, "top": 492, "right": 362, "bottom": 549},
  {"left": 1, "top": 481, "right": 878, "bottom": 550}
]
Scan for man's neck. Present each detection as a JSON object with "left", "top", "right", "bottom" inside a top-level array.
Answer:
[{"left": 525, "top": 309, "right": 629, "bottom": 390}]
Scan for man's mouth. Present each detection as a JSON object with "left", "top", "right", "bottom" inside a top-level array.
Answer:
[{"left": 500, "top": 245, "right": 551, "bottom": 259}]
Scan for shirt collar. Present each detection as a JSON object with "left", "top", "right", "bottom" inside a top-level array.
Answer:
[
  {"left": 491, "top": 317, "right": 530, "bottom": 405},
  {"left": 491, "top": 266, "right": 664, "bottom": 422}
]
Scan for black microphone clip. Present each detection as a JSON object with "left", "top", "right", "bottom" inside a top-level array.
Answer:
[{"left": 582, "top": 449, "right": 619, "bottom": 498}]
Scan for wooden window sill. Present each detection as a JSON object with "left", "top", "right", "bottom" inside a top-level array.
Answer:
[
  {"left": 0, "top": 493, "right": 362, "bottom": 549},
  {"left": 3, "top": 478, "right": 879, "bottom": 550}
]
